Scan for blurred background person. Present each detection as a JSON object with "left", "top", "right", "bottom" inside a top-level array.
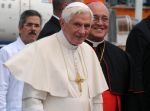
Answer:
[
  {"left": 0, "top": 10, "right": 42, "bottom": 111},
  {"left": 38, "top": 0, "right": 84, "bottom": 39},
  {"left": 143, "top": 43, "right": 150, "bottom": 111},
  {"left": 125, "top": 15, "right": 150, "bottom": 111}
]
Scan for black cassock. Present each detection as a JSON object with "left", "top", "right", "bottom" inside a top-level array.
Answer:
[{"left": 85, "top": 40, "right": 143, "bottom": 111}]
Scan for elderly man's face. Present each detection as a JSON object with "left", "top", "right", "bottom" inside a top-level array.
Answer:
[
  {"left": 61, "top": 13, "right": 92, "bottom": 45},
  {"left": 19, "top": 16, "right": 41, "bottom": 44},
  {"left": 88, "top": 2, "right": 109, "bottom": 42}
]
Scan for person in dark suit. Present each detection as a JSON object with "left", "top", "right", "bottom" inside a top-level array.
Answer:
[
  {"left": 143, "top": 44, "right": 150, "bottom": 111},
  {"left": 126, "top": 16, "right": 150, "bottom": 111},
  {"left": 38, "top": 0, "right": 83, "bottom": 39}
]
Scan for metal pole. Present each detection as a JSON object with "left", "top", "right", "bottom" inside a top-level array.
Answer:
[{"left": 135, "top": 0, "right": 143, "bottom": 21}]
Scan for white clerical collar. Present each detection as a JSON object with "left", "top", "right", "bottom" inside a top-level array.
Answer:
[
  {"left": 86, "top": 39, "right": 105, "bottom": 47},
  {"left": 53, "top": 14, "right": 59, "bottom": 20},
  {"left": 57, "top": 31, "right": 78, "bottom": 50}
]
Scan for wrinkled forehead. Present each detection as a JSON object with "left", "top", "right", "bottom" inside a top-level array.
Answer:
[
  {"left": 71, "top": 12, "right": 92, "bottom": 21},
  {"left": 25, "top": 16, "right": 40, "bottom": 23}
]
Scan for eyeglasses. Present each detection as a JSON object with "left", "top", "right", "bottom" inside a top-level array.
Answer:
[
  {"left": 24, "top": 23, "right": 40, "bottom": 28},
  {"left": 93, "top": 15, "right": 109, "bottom": 23}
]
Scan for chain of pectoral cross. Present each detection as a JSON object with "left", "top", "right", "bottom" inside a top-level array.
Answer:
[
  {"left": 57, "top": 36, "right": 87, "bottom": 96},
  {"left": 72, "top": 50, "right": 86, "bottom": 95}
]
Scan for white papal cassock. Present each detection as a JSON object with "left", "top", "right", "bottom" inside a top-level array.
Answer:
[{"left": 4, "top": 31, "right": 108, "bottom": 111}]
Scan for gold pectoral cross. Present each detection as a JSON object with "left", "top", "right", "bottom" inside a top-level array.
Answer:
[{"left": 75, "top": 73, "right": 84, "bottom": 95}]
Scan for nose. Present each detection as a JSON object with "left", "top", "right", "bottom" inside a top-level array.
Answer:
[
  {"left": 97, "top": 18, "right": 104, "bottom": 25},
  {"left": 31, "top": 25, "right": 37, "bottom": 30},
  {"left": 79, "top": 26, "right": 86, "bottom": 34}
]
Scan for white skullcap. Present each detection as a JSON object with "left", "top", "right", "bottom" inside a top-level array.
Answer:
[
  {"left": 62, "top": 2, "right": 93, "bottom": 22},
  {"left": 61, "top": 2, "right": 93, "bottom": 22},
  {"left": 65, "top": 2, "right": 89, "bottom": 9}
]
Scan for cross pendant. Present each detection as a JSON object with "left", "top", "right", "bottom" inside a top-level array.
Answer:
[{"left": 75, "top": 73, "right": 84, "bottom": 95}]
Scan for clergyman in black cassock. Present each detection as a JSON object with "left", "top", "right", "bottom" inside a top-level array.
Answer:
[{"left": 86, "top": 1, "right": 143, "bottom": 111}]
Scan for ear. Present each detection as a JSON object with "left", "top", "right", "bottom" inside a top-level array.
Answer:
[
  {"left": 62, "top": 2, "right": 68, "bottom": 9},
  {"left": 59, "top": 18, "right": 65, "bottom": 29},
  {"left": 18, "top": 26, "right": 22, "bottom": 33}
]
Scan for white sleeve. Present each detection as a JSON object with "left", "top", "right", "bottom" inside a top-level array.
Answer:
[
  {"left": 23, "top": 83, "right": 47, "bottom": 111},
  {"left": 0, "top": 49, "right": 10, "bottom": 111}
]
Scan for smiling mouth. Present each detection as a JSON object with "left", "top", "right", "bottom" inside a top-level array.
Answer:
[{"left": 93, "top": 27, "right": 103, "bottom": 32}]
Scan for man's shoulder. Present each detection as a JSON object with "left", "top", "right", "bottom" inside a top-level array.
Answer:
[
  {"left": 80, "top": 42, "right": 97, "bottom": 57},
  {"left": 36, "top": 34, "right": 57, "bottom": 47},
  {"left": 1, "top": 40, "right": 18, "bottom": 53},
  {"left": 0, "top": 40, "right": 19, "bottom": 60},
  {"left": 105, "top": 41, "right": 116, "bottom": 48},
  {"left": 82, "top": 42, "right": 93, "bottom": 50},
  {"left": 45, "top": 16, "right": 59, "bottom": 27},
  {"left": 38, "top": 16, "right": 60, "bottom": 39},
  {"left": 105, "top": 41, "right": 130, "bottom": 62},
  {"left": 105, "top": 41, "right": 126, "bottom": 54},
  {"left": 133, "top": 17, "right": 150, "bottom": 30}
]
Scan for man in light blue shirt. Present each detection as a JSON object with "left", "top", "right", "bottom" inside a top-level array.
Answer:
[{"left": 0, "top": 10, "right": 42, "bottom": 111}]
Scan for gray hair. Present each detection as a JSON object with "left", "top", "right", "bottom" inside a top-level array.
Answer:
[
  {"left": 61, "top": 2, "right": 93, "bottom": 23},
  {"left": 19, "top": 10, "right": 42, "bottom": 29}
]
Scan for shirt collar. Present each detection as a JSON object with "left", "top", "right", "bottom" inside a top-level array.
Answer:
[
  {"left": 16, "top": 37, "right": 25, "bottom": 49},
  {"left": 57, "top": 31, "right": 78, "bottom": 50},
  {"left": 53, "top": 14, "right": 60, "bottom": 20},
  {"left": 86, "top": 39, "right": 105, "bottom": 47}
]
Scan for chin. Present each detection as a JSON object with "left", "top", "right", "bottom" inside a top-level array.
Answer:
[{"left": 75, "top": 41, "right": 83, "bottom": 45}]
